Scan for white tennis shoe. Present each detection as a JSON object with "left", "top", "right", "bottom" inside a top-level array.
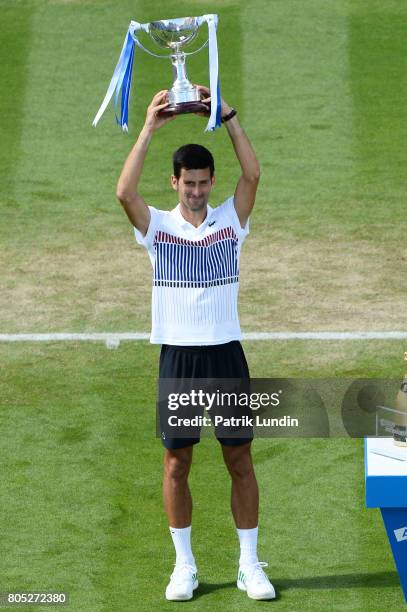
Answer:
[
  {"left": 237, "top": 561, "right": 276, "bottom": 600},
  {"left": 165, "top": 563, "right": 198, "bottom": 601}
]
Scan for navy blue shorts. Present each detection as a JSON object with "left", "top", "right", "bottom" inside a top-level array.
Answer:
[{"left": 158, "top": 341, "right": 253, "bottom": 450}]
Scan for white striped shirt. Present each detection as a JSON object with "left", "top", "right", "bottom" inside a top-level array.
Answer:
[{"left": 134, "top": 196, "right": 249, "bottom": 345}]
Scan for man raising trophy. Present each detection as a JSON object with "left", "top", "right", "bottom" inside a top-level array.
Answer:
[
  {"left": 95, "top": 13, "right": 275, "bottom": 603},
  {"left": 115, "top": 84, "right": 275, "bottom": 601}
]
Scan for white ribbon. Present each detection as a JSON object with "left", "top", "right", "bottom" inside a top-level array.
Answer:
[{"left": 199, "top": 14, "right": 221, "bottom": 131}]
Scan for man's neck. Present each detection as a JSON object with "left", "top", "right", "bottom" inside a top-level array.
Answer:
[{"left": 178, "top": 203, "right": 208, "bottom": 228}]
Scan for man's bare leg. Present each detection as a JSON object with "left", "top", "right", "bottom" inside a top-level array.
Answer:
[
  {"left": 163, "top": 446, "right": 198, "bottom": 600},
  {"left": 221, "top": 442, "right": 259, "bottom": 528},
  {"left": 163, "top": 446, "right": 194, "bottom": 527},
  {"left": 221, "top": 441, "right": 275, "bottom": 599}
]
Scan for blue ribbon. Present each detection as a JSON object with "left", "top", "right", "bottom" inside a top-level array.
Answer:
[
  {"left": 113, "top": 31, "right": 135, "bottom": 131},
  {"left": 215, "top": 77, "right": 222, "bottom": 129},
  {"left": 119, "top": 36, "right": 135, "bottom": 131},
  {"left": 92, "top": 27, "right": 137, "bottom": 130}
]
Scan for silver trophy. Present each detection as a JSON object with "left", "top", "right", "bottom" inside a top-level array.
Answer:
[
  {"left": 132, "top": 17, "right": 211, "bottom": 117},
  {"left": 92, "top": 14, "right": 220, "bottom": 131}
]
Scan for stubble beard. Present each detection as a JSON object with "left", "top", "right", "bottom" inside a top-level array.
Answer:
[{"left": 182, "top": 197, "right": 208, "bottom": 212}]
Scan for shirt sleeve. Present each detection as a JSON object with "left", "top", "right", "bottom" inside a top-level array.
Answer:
[
  {"left": 133, "top": 206, "right": 160, "bottom": 251},
  {"left": 221, "top": 195, "right": 250, "bottom": 243}
]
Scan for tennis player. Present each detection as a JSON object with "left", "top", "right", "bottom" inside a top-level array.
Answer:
[{"left": 116, "top": 87, "right": 275, "bottom": 601}]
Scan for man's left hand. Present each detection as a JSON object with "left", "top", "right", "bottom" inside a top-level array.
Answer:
[{"left": 195, "top": 85, "right": 233, "bottom": 119}]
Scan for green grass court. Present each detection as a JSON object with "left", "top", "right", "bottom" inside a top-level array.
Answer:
[{"left": 1, "top": 0, "right": 407, "bottom": 610}]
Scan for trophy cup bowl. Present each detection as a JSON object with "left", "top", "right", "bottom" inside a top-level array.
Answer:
[
  {"left": 149, "top": 17, "right": 199, "bottom": 49},
  {"left": 148, "top": 17, "right": 210, "bottom": 117}
]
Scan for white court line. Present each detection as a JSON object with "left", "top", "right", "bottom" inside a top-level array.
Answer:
[
  {"left": 244, "top": 332, "right": 407, "bottom": 340},
  {"left": 0, "top": 332, "right": 407, "bottom": 342}
]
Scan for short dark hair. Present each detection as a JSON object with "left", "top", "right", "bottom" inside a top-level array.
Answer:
[{"left": 172, "top": 144, "right": 215, "bottom": 179}]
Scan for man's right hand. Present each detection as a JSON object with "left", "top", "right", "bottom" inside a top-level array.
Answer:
[{"left": 144, "top": 90, "right": 176, "bottom": 132}]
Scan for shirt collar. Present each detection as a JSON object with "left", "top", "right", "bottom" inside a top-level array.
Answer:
[{"left": 170, "top": 203, "right": 213, "bottom": 229}]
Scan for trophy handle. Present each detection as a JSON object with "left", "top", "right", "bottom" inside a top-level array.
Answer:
[
  {"left": 131, "top": 33, "right": 170, "bottom": 58},
  {"left": 183, "top": 40, "right": 209, "bottom": 57},
  {"left": 130, "top": 32, "right": 209, "bottom": 59}
]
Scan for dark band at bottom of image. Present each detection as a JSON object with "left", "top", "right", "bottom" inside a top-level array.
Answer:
[{"left": 155, "top": 377, "right": 407, "bottom": 440}]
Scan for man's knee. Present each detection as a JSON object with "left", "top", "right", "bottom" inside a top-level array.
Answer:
[
  {"left": 222, "top": 443, "right": 254, "bottom": 480},
  {"left": 164, "top": 447, "right": 193, "bottom": 482}
]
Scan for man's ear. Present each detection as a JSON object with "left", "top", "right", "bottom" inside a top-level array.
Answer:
[
  {"left": 170, "top": 175, "right": 178, "bottom": 191},
  {"left": 211, "top": 174, "right": 216, "bottom": 186}
]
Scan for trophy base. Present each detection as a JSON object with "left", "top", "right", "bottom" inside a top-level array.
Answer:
[{"left": 159, "top": 101, "right": 210, "bottom": 117}]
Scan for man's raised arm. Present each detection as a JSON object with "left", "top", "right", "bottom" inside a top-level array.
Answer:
[
  {"left": 116, "top": 90, "right": 175, "bottom": 236},
  {"left": 197, "top": 86, "right": 260, "bottom": 229}
]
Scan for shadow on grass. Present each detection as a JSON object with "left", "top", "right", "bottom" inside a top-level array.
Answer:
[
  {"left": 191, "top": 572, "right": 399, "bottom": 601},
  {"left": 194, "top": 581, "right": 280, "bottom": 602},
  {"left": 275, "top": 571, "right": 399, "bottom": 591},
  {"left": 193, "top": 581, "right": 235, "bottom": 598}
]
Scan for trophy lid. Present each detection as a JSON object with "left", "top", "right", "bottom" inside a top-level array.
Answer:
[{"left": 148, "top": 17, "right": 199, "bottom": 50}]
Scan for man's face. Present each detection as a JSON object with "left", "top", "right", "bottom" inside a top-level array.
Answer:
[{"left": 171, "top": 167, "right": 215, "bottom": 212}]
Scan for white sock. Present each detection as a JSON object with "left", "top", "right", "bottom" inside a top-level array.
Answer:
[
  {"left": 237, "top": 526, "right": 259, "bottom": 567},
  {"left": 169, "top": 526, "right": 196, "bottom": 568}
]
